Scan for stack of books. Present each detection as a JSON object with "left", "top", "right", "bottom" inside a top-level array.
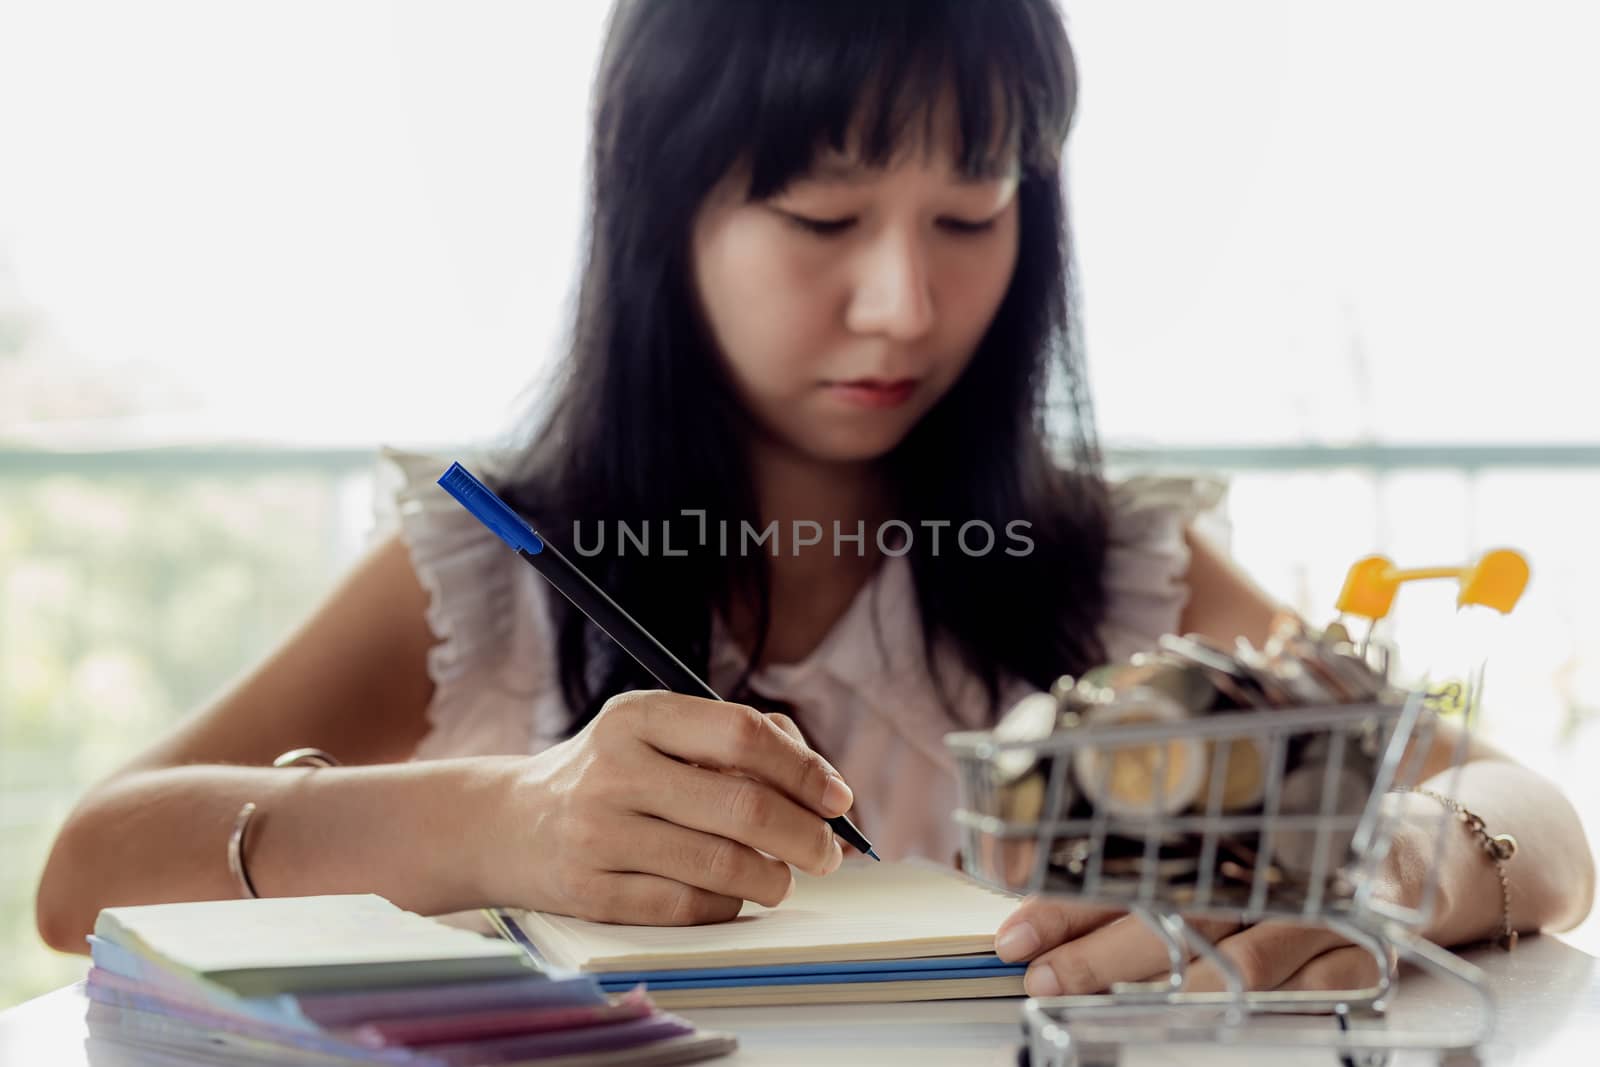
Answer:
[
  {"left": 495, "top": 861, "right": 1027, "bottom": 1008},
  {"left": 82, "top": 894, "right": 736, "bottom": 1066}
]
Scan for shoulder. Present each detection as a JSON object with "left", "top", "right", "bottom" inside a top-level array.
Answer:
[
  {"left": 1097, "top": 472, "right": 1232, "bottom": 660},
  {"left": 375, "top": 447, "right": 571, "bottom": 754}
]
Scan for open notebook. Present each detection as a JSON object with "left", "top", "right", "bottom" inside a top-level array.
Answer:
[{"left": 498, "top": 861, "right": 1027, "bottom": 1008}]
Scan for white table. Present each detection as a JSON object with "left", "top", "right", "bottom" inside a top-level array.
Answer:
[{"left": 3, "top": 937, "right": 1596, "bottom": 1066}]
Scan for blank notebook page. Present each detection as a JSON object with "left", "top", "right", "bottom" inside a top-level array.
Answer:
[{"left": 508, "top": 861, "right": 1020, "bottom": 973}]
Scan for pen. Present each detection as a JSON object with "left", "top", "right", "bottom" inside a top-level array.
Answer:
[{"left": 437, "top": 461, "right": 880, "bottom": 862}]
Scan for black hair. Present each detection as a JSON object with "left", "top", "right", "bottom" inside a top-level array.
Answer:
[{"left": 493, "top": 0, "right": 1109, "bottom": 739}]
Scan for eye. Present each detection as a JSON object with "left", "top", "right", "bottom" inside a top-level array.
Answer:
[
  {"left": 779, "top": 211, "right": 856, "bottom": 237},
  {"left": 938, "top": 217, "right": 997, "bottom": 236}
]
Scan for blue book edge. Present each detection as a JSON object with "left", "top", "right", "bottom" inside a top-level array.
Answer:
[{"left": 597, "top": 964, "right": 1026, "bottom": 991}]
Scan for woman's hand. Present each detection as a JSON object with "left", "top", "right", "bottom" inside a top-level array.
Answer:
[
  {"left": 993, "top": 796, "right": 1442, "bottom": 996},
  {"left": 994, "top": 899, "right": 1388, "bottom": 996},
  {"left": 486, "top": 691, "right": 853, "bottom": 925}
]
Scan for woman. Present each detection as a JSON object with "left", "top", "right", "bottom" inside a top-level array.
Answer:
[{"left": 37, "top": 0, "right": 1593, "bottom": 1000}]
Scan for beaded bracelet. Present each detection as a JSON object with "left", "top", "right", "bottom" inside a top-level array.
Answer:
[
  {"left": 226, "top": 748, "right": 342, "bottom": 899},
  {"left": 1409, "top": 787, "right": 1519, "bottom": 950}
]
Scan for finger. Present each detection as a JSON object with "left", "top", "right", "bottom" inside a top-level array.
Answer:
[
  {"left": 994, "top": 895, "right": 1124, "bottom": 963},
  {"left": 601, "top": 814, "right": 795, "bottom": 908},
  {"left": 641, "top": 755, "right": 845, "bottom": 877},
  {"left": 766, "top": 712, "right": 804, "bottom": 746},
  {"left": 1018, "top": 913, "right": 1243, "bottom": 996},
  {"left": 758, "top": 716, "right": 876, "bottom": 857},
  {"left": 1181, "top": 922, "right": 1349, "bottom": 993},
  {"left": 616, "top": 692, "right": 853, "bottom": 819},
  {"left": 564, "top": 871, "right": 744, "bottom": 926},
  {"left": 746, "top": 711, "right": 869, "bottom": 855},
  {"left": 1279, "top": 944, "right": 1389, "bottom": 993}
]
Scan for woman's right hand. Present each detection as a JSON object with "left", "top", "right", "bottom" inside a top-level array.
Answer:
[{"left": 488, "top": 690, "right": 854, "bottom": 925}]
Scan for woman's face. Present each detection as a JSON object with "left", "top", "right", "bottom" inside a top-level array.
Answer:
[{"left": 691, "top": 117, "right": 1021, "bottom": 466}]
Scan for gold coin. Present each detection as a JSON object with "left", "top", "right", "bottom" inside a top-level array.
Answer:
[
  {"left": 998, "top": 771, "right": 1046, "bottom": 824},
  {"left": 1071, "top": 690, "right": 1205, "bottom": 817},
  {"left": 1205, "top": 737, "right": 1268, "bottom": 811}
]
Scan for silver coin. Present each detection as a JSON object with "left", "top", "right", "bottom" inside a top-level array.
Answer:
[
  {"left": 1158, "top": 635, "right": 1269, "bottom": 709},
  {"left": 1123, "top": 656, "right": 1219, "bottom": 714},
  {"left": 1231, "top": 640, "right": 1299, "bottom": 707},
  {"left": 991, "top": 691, "right": 1062, "bottom": 785},
  {"left": 1270, "top": 758, "right": 1370, "bottom": 884}
]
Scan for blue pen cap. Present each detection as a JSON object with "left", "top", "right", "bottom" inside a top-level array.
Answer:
[{"left": 436, "top": 462, "right": 545, "bottom": 555}]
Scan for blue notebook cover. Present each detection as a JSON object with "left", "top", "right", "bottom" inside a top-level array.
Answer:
[
  {"left": 593, "top": 953, "right": 1024, "bottom": 986},
  {"left": 597, "top": 961, "right": 1025, "bottom": 991}
]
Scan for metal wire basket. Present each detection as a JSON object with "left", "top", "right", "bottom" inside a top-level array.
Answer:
[
  {"left": 945, "top": 551, "right": 1531, "bottom": 1067},
  {"left": 949, "top": 689, "right": 1492, "bottom": 1066}
]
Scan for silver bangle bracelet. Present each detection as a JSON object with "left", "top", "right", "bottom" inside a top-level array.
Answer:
[{"left": 227, "top": 748, "right": 342, "bottom": 900}]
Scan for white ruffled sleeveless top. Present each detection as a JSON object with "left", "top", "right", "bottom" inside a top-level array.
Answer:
[{"left": 374, "top": 448, "right": 1226, "bottom": 866}]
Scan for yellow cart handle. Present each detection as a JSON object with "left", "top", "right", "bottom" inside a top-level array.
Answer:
[{"left": 1335, "top": 549, "right": 1530, "bottom": 622}]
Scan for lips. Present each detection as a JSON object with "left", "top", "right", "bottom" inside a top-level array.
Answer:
[{"left": 823, "top": 378, "right": 919, "bottom": 409}]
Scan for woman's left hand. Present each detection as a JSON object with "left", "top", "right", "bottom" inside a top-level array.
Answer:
[
  {"left": 994, "top": 797, "right": 1435, "bottom": 997},
  {"left": 994, "top": 899, "right": 1386, "bottom": 996}
]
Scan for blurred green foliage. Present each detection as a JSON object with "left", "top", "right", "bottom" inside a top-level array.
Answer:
[{"left": 0, "top": 469, "right": 358, "bottom": 1008}]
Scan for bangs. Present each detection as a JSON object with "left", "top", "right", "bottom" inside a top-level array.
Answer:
[{"left": 739, "top": 0, "right": 1075, "bottom": 198}]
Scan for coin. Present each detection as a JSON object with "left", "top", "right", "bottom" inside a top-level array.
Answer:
[
  {"left": 1204, "top": 736, "right": 1270, "bottom": 811},
  {"left": 1157, "top": 634, "right": 1269, "bottom": 709},
  {"left": 1231, "top": 640, "right": 1298, "bottom": 707},
  {"left": 1270, "top": 754, "right": 1370, "bottom": 884},
  {"left": 998, "top": 771, "right": 1047, "bottom": 824},
  {"left": 1297, "top": 642, "right": 1363, "bottom": 703},
  {"left": 1322, "top": 646, "right": 1386, "bottom": 701},
  {"left": 991, "top": 691, "right": 1062, "bottom": 785},
  {"left": 1121, "top": 653, "right": 1219, "bottom": 714},
  {"left": 1159, "top": 633, "right": 1245, "bottom": 678},
  {"left": 1278, "top": 659, "right": 1340, "bottom": 706},
  {"left": 1070, "top": 689, "right": 1207, "bottom": 818},
  {"left": 1045, "top": 837, "right": 1204, "bottom": 896}
]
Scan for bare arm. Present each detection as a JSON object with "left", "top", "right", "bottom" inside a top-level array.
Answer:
[
  {"left": 1174, "top": 526, "right": 1280, "bottom": 648},
  {"left": 36, "top": 533, "right": 852, "bottom": 953},
  {"left": 34, "top": 534, "right": 507, "bottom": 951}
]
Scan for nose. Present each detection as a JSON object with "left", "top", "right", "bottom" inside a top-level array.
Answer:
[{"left": 844, "top": 226, "right": 935, "bottom": 343}]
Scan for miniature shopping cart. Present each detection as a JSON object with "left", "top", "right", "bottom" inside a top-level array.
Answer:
[{"left": 946, "top": 550, "right": 1530, "bottom": 1067}]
